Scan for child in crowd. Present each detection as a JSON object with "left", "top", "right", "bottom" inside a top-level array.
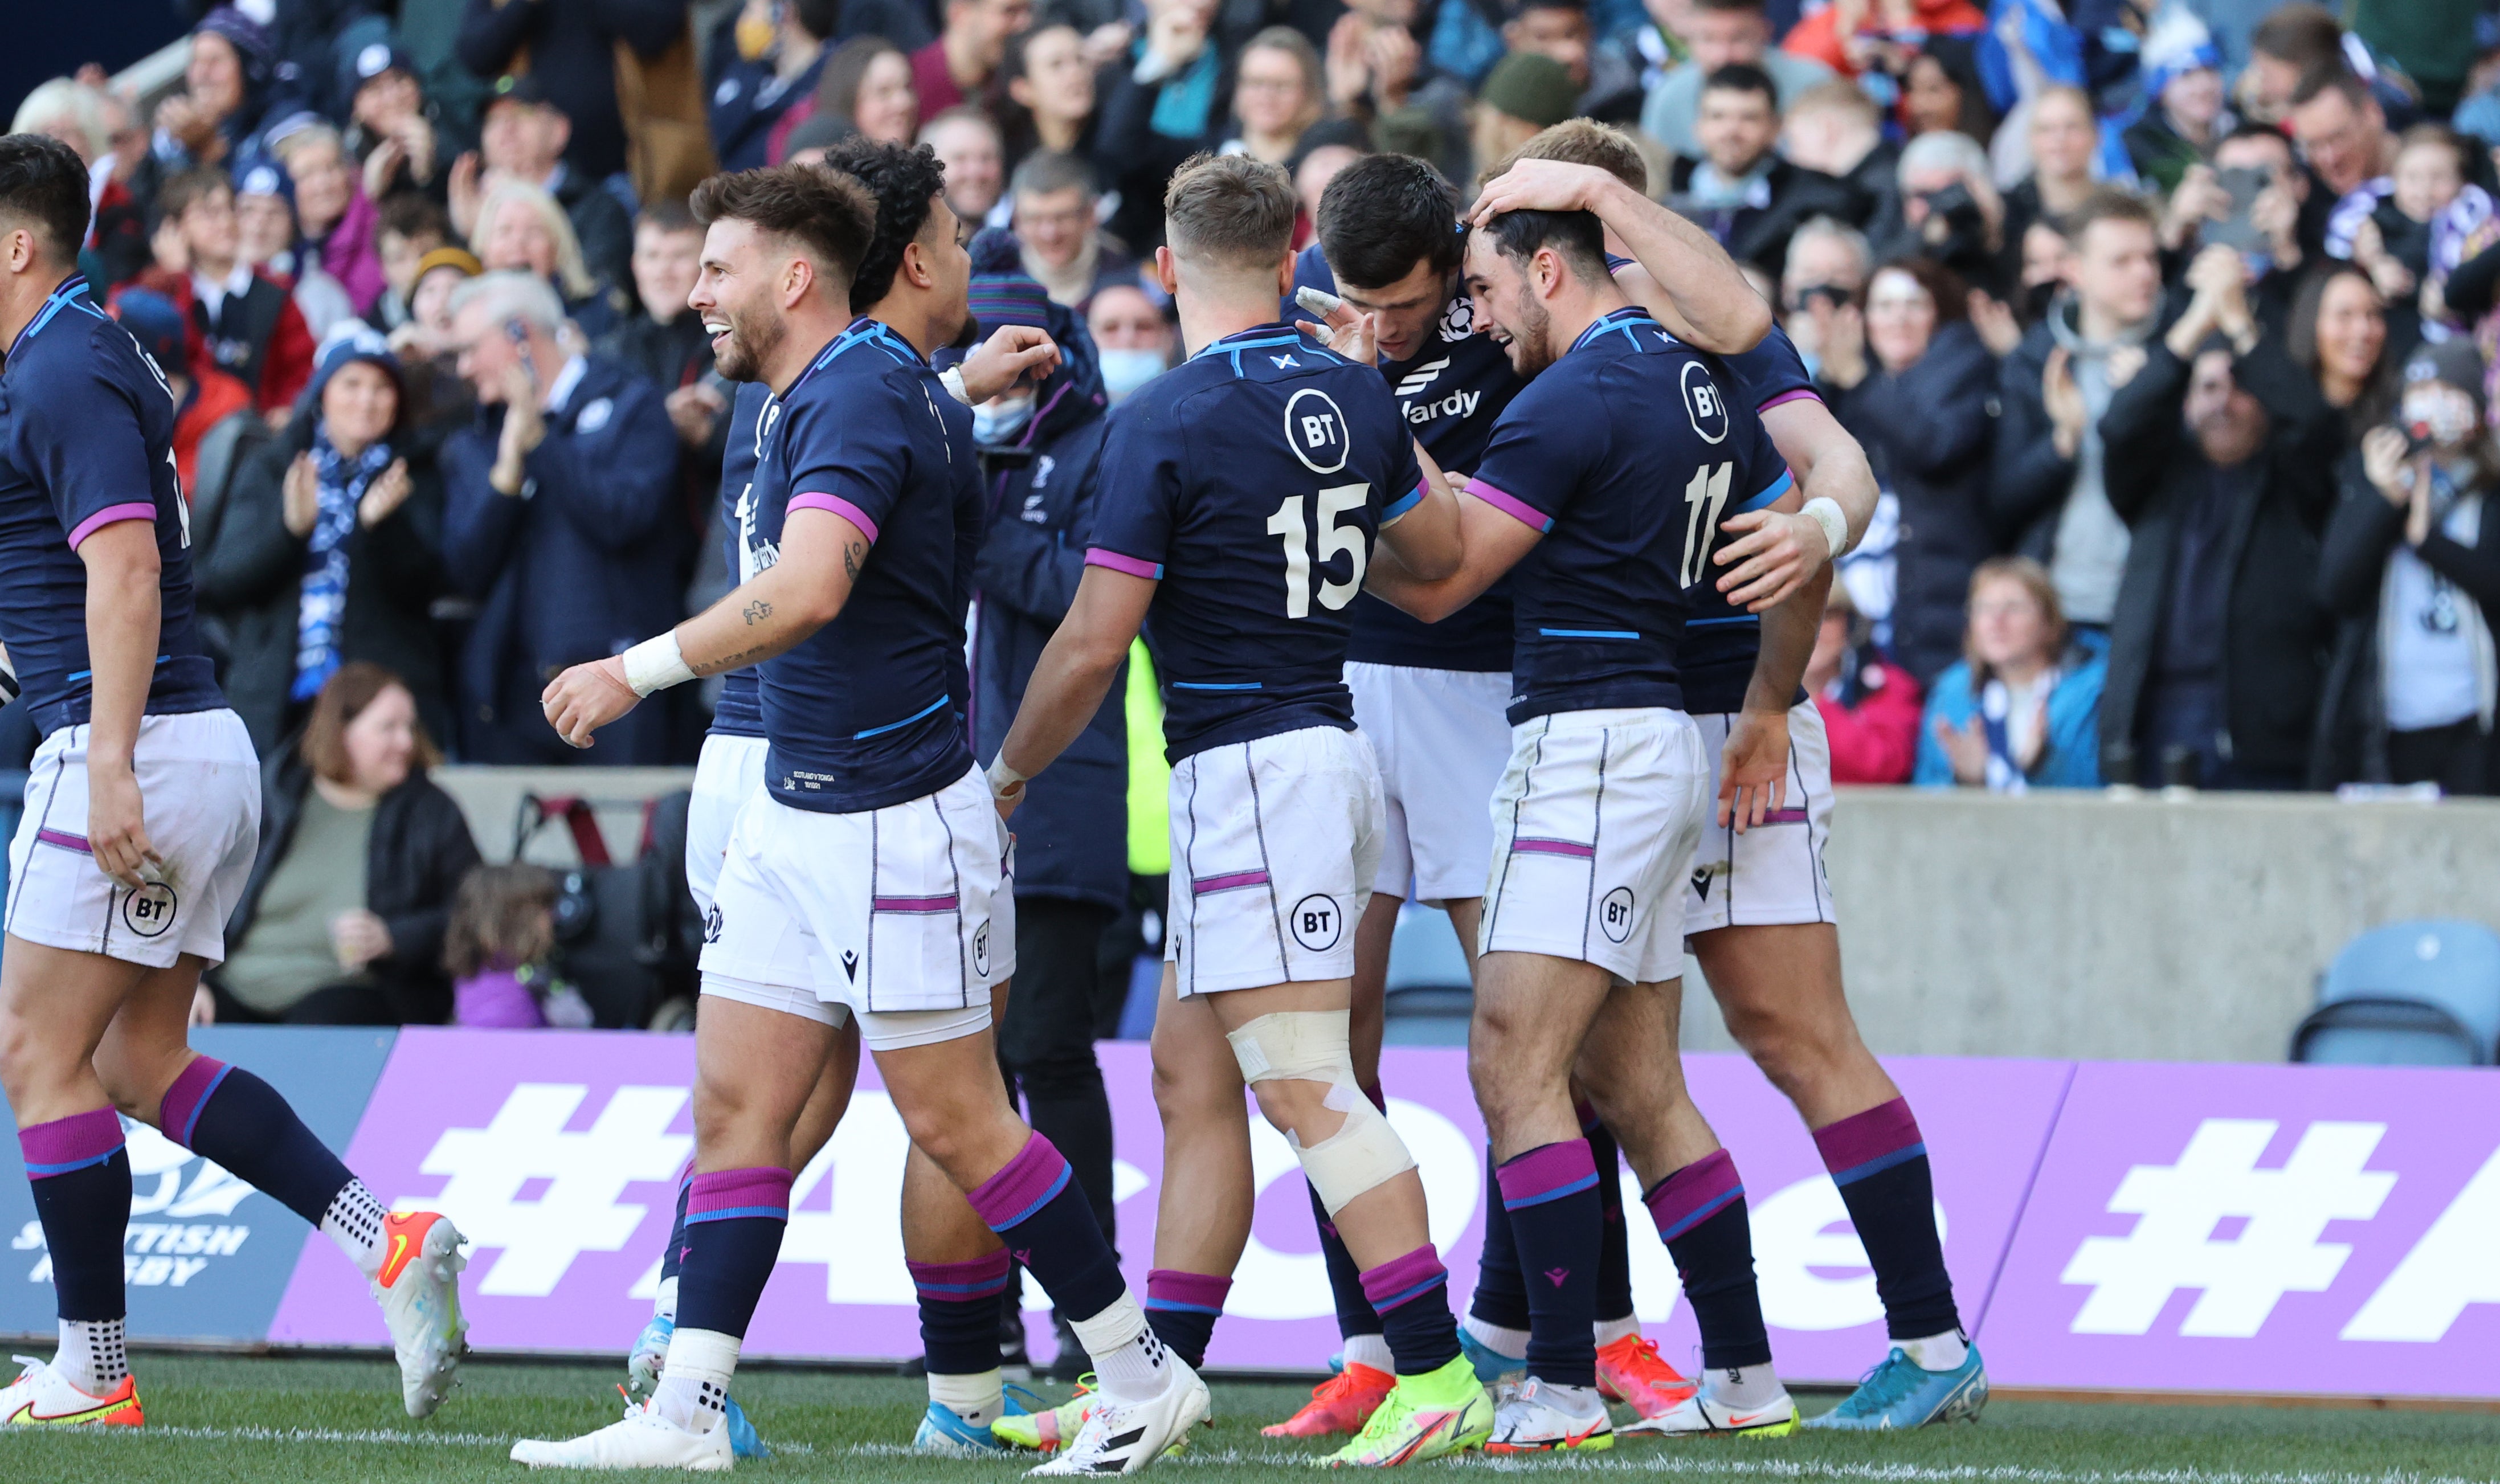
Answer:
[
  {"left": 2340, "top": 125, "right": 2493, "bottom": 329},
  {"left": 443, "top": 864, "right": 594, "bottom": 1029}
]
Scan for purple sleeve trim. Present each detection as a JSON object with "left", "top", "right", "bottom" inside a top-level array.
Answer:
[
  {"left": 1464, "top": 477, "right": 1553, "bottom": 534},
  {"left": 66, "top": 502, "right": 158, "bottom": 550},
  {"left": 1756, "top": 387, "right": 1822, "bottom": 412},
  {"left": 788, "top": 492, "right": 879, "bottom": 544},
  {"left": 1084, "top": 547, "right": 1165, "bottom": 580}
]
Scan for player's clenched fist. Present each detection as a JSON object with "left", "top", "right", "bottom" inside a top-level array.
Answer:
[{"left": 542, "top": 657, "right": 640, "bottom": 749}]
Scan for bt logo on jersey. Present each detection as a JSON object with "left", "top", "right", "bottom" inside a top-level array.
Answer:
[
  {"left": 1282, "top": 388, "right": 1351, "bottom": 474},
  {"left": 1682, "top": 360, "right": 1730, "bottom": 445}
]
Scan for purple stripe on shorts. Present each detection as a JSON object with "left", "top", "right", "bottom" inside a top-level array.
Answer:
[
  {"left": 1465, "top": 478, "right": 1554, "bottom": 533},
  {"left": 1359, "top": 1245, "right": 1448, "bottom": 1313},
  {"left": 66, "top": 502, "right": 158, "bottom": 550},
  {"left": 1497, "top": 1138, "right": 1598, "bottom": 1209},
  {"left": 1191, "top": 869, "right": 1270, "bottom": 894},
  {"left": 35, "top": 828, "right": 91, "bottom": 853},
  {"left": 1145, "top": 1268, "right": 1232, "bottom": 1315},
  {"left": 787, "top": 492, "right": 879, "bottom": 543},
  {"left": 909, "top": 1250, "right": 1015, "bottom": 1300},
  {"left": 872, "top": 894, "right": 961, "bottom": 914},
  {"left": 158, "top": 1056, "right": 232, "bottom": 1148},
  {"left": 1084, "top": 547, "right": 1165, "bottom": 580},
  {"left": 968, "top": 1132, "right": 1072, "bottom": 1231},
  {"left": 1813, "top": 1097, "right": 1924, "bottom": 1184},
  {"left": 1644, "top": 1148, "right": 1743, "bottom": 1241},
  {"left": 1760, "top": 807, "right": 1809, "bottom": 824},
  {"left": 19, "top": 1107, "right": 124, "bottom": 1178},
  {"left": 1511, "top": 836, "right": 1595, "bottom": 858},
  {"left": 685, "top": 1166, "right": 792, "bottom": 1221}
]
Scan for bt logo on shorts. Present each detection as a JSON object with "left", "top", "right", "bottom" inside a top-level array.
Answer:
[
  {"left": 973, "top": 921, "right": 991, "bottom": 978},
  {"left": 122, "top": 882, "right": 178, "bottom": 939},
  {"left": 1599, "top": 886, "right": 1636, "bottom": 943},
  {"left": 1290, "top": 894, "right": 1343, "bottom": 952}
]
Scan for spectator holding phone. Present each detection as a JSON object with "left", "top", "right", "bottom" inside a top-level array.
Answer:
[{"left": 2165, "top": 125, "right": 2314, "bottom": 336}]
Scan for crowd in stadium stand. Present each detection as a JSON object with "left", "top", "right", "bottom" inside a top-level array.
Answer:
[{"left": 11, "top": 0, "right": 2500, "bottom": 816}]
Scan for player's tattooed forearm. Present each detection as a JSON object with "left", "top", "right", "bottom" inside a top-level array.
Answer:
[
  {"left": 843, "top": 540, "right": 864, "bottom": 583},
  {"left": 742, "top": 599, "right": 772, "bottom": 625}
]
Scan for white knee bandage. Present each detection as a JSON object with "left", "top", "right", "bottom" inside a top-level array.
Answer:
[{"left": 1224, "top": 1011, "right": 1415, "bottom": 1216}]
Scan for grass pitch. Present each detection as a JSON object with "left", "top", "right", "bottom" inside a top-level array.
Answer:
[{"left": 6, "top": 1354, "right": 2498, "bottom": 1483}]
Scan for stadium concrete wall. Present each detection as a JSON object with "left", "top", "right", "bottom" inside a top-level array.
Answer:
[{"left": 13, "top": 1028, "right": 2493, "bottom": 1401}]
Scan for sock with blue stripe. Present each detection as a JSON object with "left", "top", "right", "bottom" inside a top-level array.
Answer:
[
  {"left": 159, "top": 1056, "right": 380, "bottom": 1272},
  {"left": 1644, "top": 1149, "right": 1771, "bottom": 1370},
  {"left": 1813, "top": 1098, "right": 1960, "bottom": 1346},
  {"left": 656, "top": 1167, "right": 791, "bottom": 1433},
  {"left": 970, "top": 1133, "right": 1169, "bottom": 1401},
  {"left": 1466, "top": 1143, "right": 1530, "bottom": 1356},
  {"left": 1143, "top": 1269, "right": 1229, "bottom": 1369},
  {"left": 22, "top": 1108, "right": 131, "bottom": 1394},
  {"left": 1359, "top": 1246, "right": 1460, "bottom": 1376},
  {"left": 913, "top": 1249, "right": 1014, "bottom": 1418},
  {"left": 1495, "top": 1139, "right": 1601, "bottom": 1388}
]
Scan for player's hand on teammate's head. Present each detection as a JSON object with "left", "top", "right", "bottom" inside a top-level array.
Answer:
[
  {"left": 541, "top": 657, "right": 640, "bottom": 749},
  {"left": 960, "top": 326, "right": 1061, "bottom": 404},
  {"left": 1464, "top": 157, "right": 1609, "bottom": 228}
]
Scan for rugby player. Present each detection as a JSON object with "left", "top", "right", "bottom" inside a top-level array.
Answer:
[
  {"left": 988, "top": 153, "right": 1490, "bottom": 1469},
  {"left": 1461, "top": 130, "right": 1988, "bottom": 1432},
  {"left": 1363, "top": 186, "right": 1809, "bottom": 1448},
  {"left": 525, "top": 161, "right": 1199, "bottom": 1474},
  {"left": 0, "top": 132, "right": 465, "bottom": 1429}
]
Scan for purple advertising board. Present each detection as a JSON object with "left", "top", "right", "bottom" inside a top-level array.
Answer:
[
  {"left": 1979, "top": 1061, "right": 2500, "bottom": 1399},
  {"left": 267, "top": 1029, "right": 2068, "bottom": 1384}
]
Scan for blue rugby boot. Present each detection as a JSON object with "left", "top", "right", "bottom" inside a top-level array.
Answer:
[{"left": 1807, "top": 1344, "right": 1988, "bottom": 1430}]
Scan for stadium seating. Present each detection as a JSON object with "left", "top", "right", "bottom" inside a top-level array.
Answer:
[{"left": 2291, "top": 920, "right": 2500, "bottom": 1066}]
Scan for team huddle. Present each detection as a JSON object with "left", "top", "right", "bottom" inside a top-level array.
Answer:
[{"left": 0, "top": 115, "right": 1982, "bottom": 1471}]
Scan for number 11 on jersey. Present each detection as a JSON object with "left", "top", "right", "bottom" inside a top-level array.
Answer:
[{"left": 1678, "top": 461, "right": 1734, "bottom": 588}]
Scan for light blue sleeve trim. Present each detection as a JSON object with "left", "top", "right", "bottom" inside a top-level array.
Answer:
[{"left": 1735, "top": 468, "right": 1795, "bottom": 514}]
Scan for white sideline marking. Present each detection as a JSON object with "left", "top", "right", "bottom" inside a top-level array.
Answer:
[{"left": 49, "top": 1422, "right": 813, "bottom": 1456}]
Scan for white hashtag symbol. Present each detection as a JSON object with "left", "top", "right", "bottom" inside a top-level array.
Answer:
[
  {"left": 410, "top": 1084, "right": 694, "bottom": 1297},
  {"left": 2061, "top": 1118, "right": 2395, "bottom": 1338}
]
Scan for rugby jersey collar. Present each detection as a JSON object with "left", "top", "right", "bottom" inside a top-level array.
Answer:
[
  {"left": 1568, "top": 305, "right": 1662, "bottom": 356},
  {"left": 10, "top": 272, "right": 95, "bottom": 361}
]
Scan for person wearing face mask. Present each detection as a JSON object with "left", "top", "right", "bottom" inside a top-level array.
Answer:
[
  {"left": 961, "top": 229, "right": 1133, "bottom": 1377},
  {"left": 1086, "top": 282, "right": 1176, "bottom": 401},
  {"left": 2315, "top": 337, "right": 2500, "bottom": 792}
]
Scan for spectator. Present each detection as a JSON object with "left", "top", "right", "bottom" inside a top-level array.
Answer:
[
  {"left": 110, "top": 289, "right": 264, "bottom": 559},
  {"left": 342, "top": 40, "right": 449, "bottom": 209},
  {"left": 2097, "top": 246, "right": 2339, "bottom": 791},
  {"left": 2241, "top": 4, "right": 2417, "bottom": 132},
  {"left": 1094, "top": 0, "right": 1232, "bottom": 249},
  {"left": 149, "top": 7, "right": 277, "bottom": 177},
  {"left": 440, "top": 272, "right": 684, "bottom": 765},
  {"left": 2333, "top": 126, "right": 2489, "bottom": 344},
  {"left": 454, "top": 0, "right": 687, "bottom": 183},
  {"left": 1295, "top": 132, "right": 1370, "bottom": 240},
  {"left": 711, "top": 0, "right": 838, "bottom": 170},
  {"left": 1010, "top": 151, "right": 1139, "bottom": 309},
  {"left": 2315, "top": 337, "right": 2500, "bottom": 792},
  {"left": 373, "top": 194, "right": 451, "bottom": 334},
  {"left": 450, "top": 75, "right": 633, "bottom": 303},
  {"left": 387, "top": 246, "right": 484, "bottom": 433},
  {"left": 2290, "top": 69, "right": 2397, "bottom": 206},
  {"left": 1226, "top": 28, "right": 1326, "bottom": 166},
  {"left": 136, "top": 166, "right": 317, "bottom": 422},
  {"left": 811, "top": 37, "right": 923, "bottom": 150},
  {"left": 207, "top": 663, "right": 482, "bottom": 1026},
  {"left": 16, "top": 77, "right": 151, "bottom": 284},
  {"left": 1882, "top": 125, "right": 2005, "bottom": 294},
  {"left": 1995, "top": 189, "right": 2167, "bottom": 636},
  {"left": 1807, "top": 583, "right": 1922, "bottom": 784},
  {"left": 2166, "top": 125, "right": 2314, "bottom": 336},
  {"left": 1779, "top": 214, "right": 1871, "bottom": 377},
  {"left": 1085, "top": 281, "right": 1175, "bottom": 400},
  {"left": 1822, "top": 257, "right": 2003, "bottom": 684},
  {"left": 596, "top": 202, "right": 730, "bottom": 529},
  {"left": 1640, "top": 0, "right": 1833, "bottom": 163},
  {"left": 777, "top": 109, "right": 856, "bottom": 167},
  {"left": 1470, "top": 51, "right": 1579, "bottom": 184},
  {"left": 2123, "top": 18, "right": 2229, "bottom": 194},
  {"left": 1782, "top": 0, "right": 1988, "bottom": 85},
  {"left": 1323, "top": 0, "right": 1474, "bottom": 189},
  {"left": 1668, "top": 63, "right": 1858, "bottom": 275},
  {"left": 201, "top": 333, "right": 451, "bottom": 755},
  {"left": 914, "top": 0, "right": 1036, "bottom": 116},
  {"left": 1899, "top": 39, "right": 1996, "bottom": 145},
  {"left": 1502, "top": 0, "right": 1641, "bottom": 124},
  {"left": 469, "top": 177, "right": 618, "bottom": 338},
  {"left": 1780, "top": 77, "right": 1895, "bottom": 231},
  {"left": 231, "top": 161, "right": 357, "bottom": 339},
  {"left": 922, "top": 105, "right": 1007, "bottom": 223},
  {"left": 1003, "top": 23, "right": 1101, "bottom": 167},
  {"left": 1915, "top": 556, "right": 2108, "bottom": 791},
  {"left": 275, "top": 122, "right": 387, "bottom": 317},
  {"left": 2287, "top": 262, "right": 2397, "bottom": 443},
  {"left": 443, "top": 864, "right": 597, "bottom": 1028},
  {"left": 1999, "top": 86, "right": 2100, "bottom": 282}
]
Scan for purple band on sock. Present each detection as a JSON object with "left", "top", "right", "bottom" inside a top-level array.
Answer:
[
  {"left": 1497, "top": 1139, "right": 1598, "bottom": 1209},
  {"left": 909, "top": 1250, "right": 1014, "bottom": 1301},
  {"left": 1145, "top": 1268, "right": 1232, "bottom": 1315},
  {"left": 19, "top": 1107, "right": 125, "bottom": 1178},
  {"left": 1645, "top": 1148, "right": 1743, "bottom": 1242},
  {"left": 685, "top": 1166, "right": 792, "bottom": 1224},
  {"left": 1813, "top": 1097, "right": 1927, "bottom": 1187},
  {"left": 1359, "top": 1245, "right": 1448, "bottom": 1313},
  {"left": 157, "top": 1056, "right": 232, "bottom": 1150},
  {"left": 968, "top": 1133, "right": 1072, "bottom": 1232}
]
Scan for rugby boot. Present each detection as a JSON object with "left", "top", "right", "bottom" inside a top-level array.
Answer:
[
  {"left": 1484, "top": 1376, "right": 1613, "bottom": 1453},
  {"left": 374, "top": 1210, "right": 467, "bottom": 1418},
  {"left": 1323, "top": 1355, "right": 1494, "bottom": 1466},
  {"left": 1805, "top": 1345, "right": 1987, "bottom": 1430},
  {"left": 1, "top": 1356, "right": 142, "bottom": 1427},
  {"left": 1263, "top": 1361, "right": 1393, "bottom": 1438}
]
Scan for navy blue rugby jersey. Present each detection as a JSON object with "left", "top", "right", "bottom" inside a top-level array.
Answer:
[
  {"left": 751, "top": 318, "right": 975, "bottom": 812},
  {"left": 1292, "top": 243, "right": 1518, "bottom": 672},
  {"left": 1675, "top": 324, "right": 1817, "bottom": 715},
  {"left": 708, "top": 381, "right": 768, "bottom": 739},
  {"left": 1466, "top": 306, "right": 1791, "bottom": 725},
  {"left": 0, "top": 273, "right": 222, "bottom": 735},
  {"left": 1086, "top": 321, "right": 1427, "bottom": 762}
]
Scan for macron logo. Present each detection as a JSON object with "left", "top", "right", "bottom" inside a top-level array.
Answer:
[{"left": 1394, "top": 358, "right": 1449, "bottom": 396}]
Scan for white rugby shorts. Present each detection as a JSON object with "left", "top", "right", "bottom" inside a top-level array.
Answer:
[
  {"left": 1345, "top": 661, "right": 1512, "bottom": 904},
  {"left": 699, "top": 763, "right": 1016, "bottom": 1049},
  {"left": 686, "top": 731, "right": 768, "bottom": 917},
  {"left": 5, "top": 710, "right": 260, "bottom": 970},
  {"left": 1684, "top": 701, "right": 1839, "bottom": 936},
  {"left": 1166, "top": 725, "right": 1384, "bottom": 997},
  {"left": 1480, "top": 707, "right": 1706, "bottom": 986}
]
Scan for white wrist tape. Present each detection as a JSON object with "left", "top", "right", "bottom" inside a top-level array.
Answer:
[
  {"left": 620, "top": 631, "right": 696, "bottom": 697},
  {"left": 940, "top": 366, "right": 971, "bottom": 405},
  {"left": 1226, "top": 1011, "right": 1416, "bottom": 1215},
  {"left": 1802, "top": 496, "right": 1851, "bottom": 558},
  {"left": 986, "top": 755, "right": 1028, "bottom": 800}
]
